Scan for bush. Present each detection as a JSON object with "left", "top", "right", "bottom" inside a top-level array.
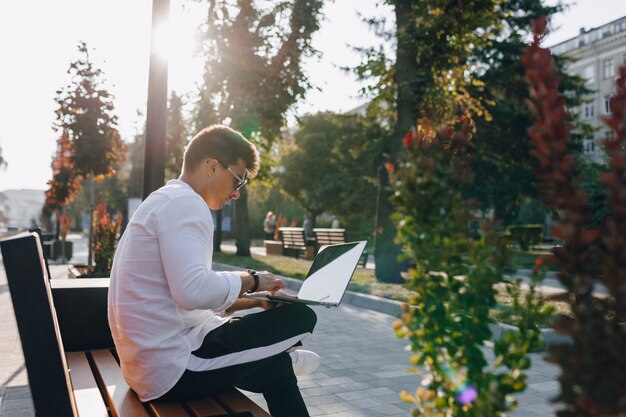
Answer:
[
  {"left": 522, "top": 17, "right": 626, "bottom": 415},
  {"left": 507, "top": 224, "right": 544, "bottom": 250},
  {"left": 390, "top": 113, "right": 548, "bottom": 416},
  {"left": 92, "top": 196, "right": 122, "bottom": 274}
]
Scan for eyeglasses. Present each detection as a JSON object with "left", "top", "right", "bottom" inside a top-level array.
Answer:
[{"left": 216, "top": 160, "right": 247, "bottom": 191}]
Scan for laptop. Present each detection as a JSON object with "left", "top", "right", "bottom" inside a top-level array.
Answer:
[{"left": 243, "top": 241, "right": 367, "bottom": 307}]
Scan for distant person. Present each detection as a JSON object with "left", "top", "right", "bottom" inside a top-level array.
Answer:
[
  {"left": 331, "top": 217, "right": 340, "bottom": 229},
  {"left": 303, "top": 215, "right": 313, "bottom": 240},
  {"left": 108, "top": 125, "right": 319, "bottom": 417},
  {"left": 263, "top": 211, "right": 277, "bottom": 240}
]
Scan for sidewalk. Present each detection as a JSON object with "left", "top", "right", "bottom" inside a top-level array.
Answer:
[{"left": 0, "top": 236, "right": 563, "bottom": 417}]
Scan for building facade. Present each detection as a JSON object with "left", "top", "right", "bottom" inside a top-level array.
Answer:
[{"left": 550, "top": 16, "right": 626, "bottom": 163}]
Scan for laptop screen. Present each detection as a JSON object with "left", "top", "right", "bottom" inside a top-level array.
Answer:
[
  {"left": 306, "top": 242, "right": 359, "bottom": 278},
  {"left": 298, "top": 241, "right": 366, "bottom": 304}
]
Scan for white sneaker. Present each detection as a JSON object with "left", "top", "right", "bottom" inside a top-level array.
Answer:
[{"left": 289, "top": 349, "right": 320, "bottom": 376}]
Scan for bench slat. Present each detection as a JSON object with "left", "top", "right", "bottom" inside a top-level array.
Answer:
[
  {"left": 148, "top": 401, "right": 195, "bottom": 417},
  {"left": 66, "top": 352, "right": 108, "bottom": 417},
  {"left": 90, "top": 349, "right": 152, "bottom": 417},
  {"left": 214, "top": 389, "right": 271, "bottom": 417},
  {"left": 185, "top": 397, "right": 229, "bottom": 416}
]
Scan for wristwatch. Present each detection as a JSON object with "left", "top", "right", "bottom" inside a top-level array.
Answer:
[{"left": 247, "top": 269, "right": 259, "bottom": 293}]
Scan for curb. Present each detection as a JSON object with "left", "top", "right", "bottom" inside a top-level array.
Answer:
[{"left": 213, "top": 262, "right": 572, "bottom": 351}]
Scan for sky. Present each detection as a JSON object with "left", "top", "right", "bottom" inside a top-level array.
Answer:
[{"left": 0, "top": 0, "right": 625, "bottom": 192}]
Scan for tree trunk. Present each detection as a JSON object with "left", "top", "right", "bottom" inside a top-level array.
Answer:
[
  {"left": 234, "top": 187, "right": 251, "bottom": 256},
  {"left": 87, "top": 175, "right": 95, "bottom": 267},
  {"left": 213, "top": 209, "right": 222, "bottom": 252},
  {"left": 374, "top": 1, "right": 420, "bottom": 283},
  {"left": 374, "top": 164, "right": 404, "bottom": 283},
  {"left": 60, "top": 206, "right": 67, "bottom": 262}
]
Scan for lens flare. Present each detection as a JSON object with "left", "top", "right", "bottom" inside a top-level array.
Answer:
[{"left": 440, "top": 363, "right": 478, "bottom": 405}]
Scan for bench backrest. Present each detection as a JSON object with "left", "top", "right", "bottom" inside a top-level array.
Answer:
[
  {"left": 313, "top": 228, "right": 347, "bottom": 246},
  {"left": 1, "top": 232, "right": 78, "bottom": 417},
  {"left": 279, "top": 227, "right": 307, "bottom": 249}
]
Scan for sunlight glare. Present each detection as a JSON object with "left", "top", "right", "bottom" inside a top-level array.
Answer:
[{"left": 151, "top": 2, "right": 198, "bottom": 65}]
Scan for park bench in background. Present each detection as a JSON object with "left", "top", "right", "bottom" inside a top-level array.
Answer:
[
  {"left": 313, "top": 228, "right": 369, "bottom": 267},
  {"left": 278, "top": 227, "right": 315, "bottom": 259},
  {"left": 1, "top": 232, "right": 270, "bottom": 417}
]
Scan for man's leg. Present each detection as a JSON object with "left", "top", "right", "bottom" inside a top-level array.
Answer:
[
  {"left": 187, "top": 303, "right": 317, "bottom": 373},
  {"left": 156, "top": 303, "right": 316, "bottom": 411},
  {"left": 236, "top": 352, "right": 310, "bottom": 417}
]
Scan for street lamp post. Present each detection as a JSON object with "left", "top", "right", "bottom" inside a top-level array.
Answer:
[{"left": 142, "top": 0, "right": 170, "bottom": 200}]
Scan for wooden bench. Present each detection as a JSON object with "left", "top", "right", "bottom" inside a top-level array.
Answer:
[
  {"left": 313, "top": 228, "right": 369, "bottom": 267},
  {"left": 1, "top": 232, "right": 271, "bottom": 417},
  {"left": 278, "top": 227, "right": 314, "bottom": 259}
]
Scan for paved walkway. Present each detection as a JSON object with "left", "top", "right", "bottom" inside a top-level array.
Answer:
[{"left": 0, "top": 235, "right": 563, "bottom": 417}]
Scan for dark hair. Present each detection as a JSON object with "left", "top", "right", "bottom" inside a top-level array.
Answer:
[{"left": 183, "top": 125, "right": 260, "bottom": 177}]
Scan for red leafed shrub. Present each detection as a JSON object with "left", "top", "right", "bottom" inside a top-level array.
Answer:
[
  {"left": 522, "top": 16, "right": 626, "bottom": 416},
  {"left": 92, "top": 194, "right": 122, "bottom": 274}
]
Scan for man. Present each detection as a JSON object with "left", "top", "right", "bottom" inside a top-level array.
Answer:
[{"left": 108, "top": 125, "right": 319, "bottom": 417}]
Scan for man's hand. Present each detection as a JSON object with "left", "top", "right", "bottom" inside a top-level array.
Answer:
[
  {"left": 239, "top": 270, "right": 285, "bottom": 296},
  {"left": 256, "top": 271, "right": 285, "bottom": 293}
]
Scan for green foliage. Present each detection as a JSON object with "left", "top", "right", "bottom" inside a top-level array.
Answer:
[
  {"left": 353, "top": 0, "right": 512, "bottom": 283},
  {"left": 579, "top": 160, "right": 609, "bottom": 228},
  {"left": 466, "top": 1, "right": 592, "bottom": 224},
  {"left": 512, "top": 200, "right": 548, "bottom": 225},
  {"left": 195, "top": 0, "right": 323, "bottom": 148},
  {"left": 165, "top": 92, "right": 188, "bottom": 180},
  {"left": 195, "top": 0, "right": 323, "bottom": 255},
  {"left": 280, "top": 112, "right": 385, "bottom": 239},
  {"left": 391, "top": 113, "right": 548, "bottom": 416},
  {"left": 247, "top": 181, "right": 306, "bottom": 238},
  {"left": 506, "top": 225, "right": 544, "bottom": 250},
  {"left": 54, "top": 42, "right": 125, "bottom": 179}
]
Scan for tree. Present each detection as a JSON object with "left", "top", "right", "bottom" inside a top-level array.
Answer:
[
  {"left": 53, "top": 42, "right": 126, "bottom": 266},
  {"left": 166, "top": 92, "right": 187, "bottom": 180},
  {"left": 280, "top": 112, "right": 385, "bottom": 238},
  {"left": 465, "top": 0, "right": 591, "bottom": 224},
  {"left": 43, "top": 130, "right": 81, "bottom": 260},
  {"left": 195, "top": 0, "right": 323, "bottom": 256},
  {"left": 354, "top": 0, "right": 506, "bottom": 282}
]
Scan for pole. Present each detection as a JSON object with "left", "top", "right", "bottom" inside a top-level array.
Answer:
[{"left": 142, "top": 0, "right": 170, "bottom": 200}]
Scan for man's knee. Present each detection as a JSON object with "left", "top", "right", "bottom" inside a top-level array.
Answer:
[{"left": 288, "top": 304, "right": 317, "bottom": 332}]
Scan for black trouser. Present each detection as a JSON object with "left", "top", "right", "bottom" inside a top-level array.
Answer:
[{"left": 155, "top": 303, "right": 317, "bottom": 417}]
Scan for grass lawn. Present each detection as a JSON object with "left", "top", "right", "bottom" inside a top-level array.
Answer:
[{"left": 214, "top": 248, "right": 567, "bottom": 328}]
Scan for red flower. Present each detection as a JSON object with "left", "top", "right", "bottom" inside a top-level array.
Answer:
[
  {"left": 402, "top": 131, "right": 414, "bottom": 148},
  {"left": 385, "top": 162, "right": 395, "bottom": 175}
]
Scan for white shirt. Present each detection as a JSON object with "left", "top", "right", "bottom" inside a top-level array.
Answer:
[{"left": 108, "top": 179, "right": 242, "bottom": 401}]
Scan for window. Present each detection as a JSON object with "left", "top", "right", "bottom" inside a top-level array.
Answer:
[
  {"left": 583, "top": 65, "right": 595, "bottom": 84},
  {"left": 603, "top": 58, "right": 614, "bottom": 79},
  {"left": 604, "top": 95, "right": 612, "bottom": 114},
  {"left": 583, "top": 103, "right": 595, "bottom": 119},
  {"left": 584, "top": 138, "right": 595, "bottom": 154}
]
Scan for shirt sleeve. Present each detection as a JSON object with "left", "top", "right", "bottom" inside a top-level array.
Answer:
[{"left": 155, "top": 195, "right": 242, "bottom": 311}]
